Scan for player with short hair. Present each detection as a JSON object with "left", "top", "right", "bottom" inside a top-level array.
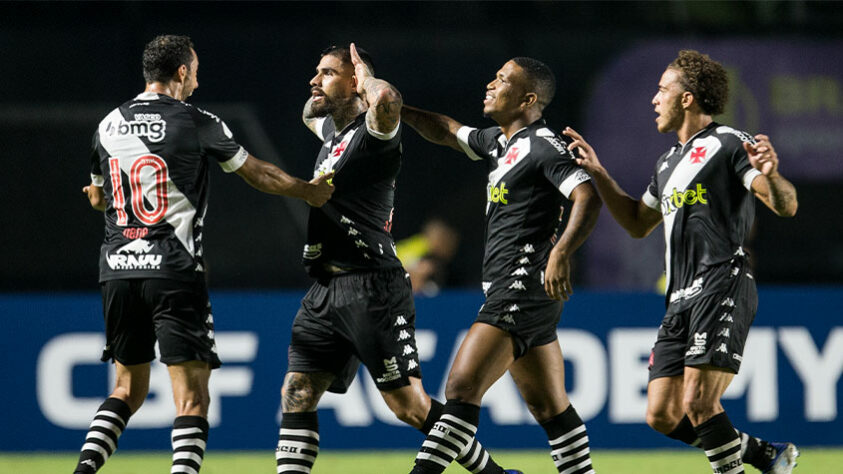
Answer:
[
  {"left": 275, "top": 44, "right": 515, "bottom": 474},
  {"left": 564, "top": 49, "right": 799, "bottom": 474},
  {"left": 75, "top": 34, "right": 334, "bottom": 474},
  {"left": 400, "top": 56, "right": 602, "bottom": 474}
]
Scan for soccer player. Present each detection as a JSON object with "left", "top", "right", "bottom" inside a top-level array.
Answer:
[
  {"left": 75, "top": 35, "right": 334, "bottom": 474},
  {"left": 275, "top": 44, "right": 513, "bottom": 474},
  {"left": 563, "top": 50, "right": 799, "bottom": 474},
  {"left": 400, "top": 57, "right": 602, "bottom": 474}
]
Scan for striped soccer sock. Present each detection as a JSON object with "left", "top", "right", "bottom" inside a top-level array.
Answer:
[
  {"left": 422, "top": 399, "right": 502, "bottom": 474},
  {"left": 695, "top": 412, "right": 744, "bottom": 474},
  {"left": 412, "top": 400, "right": 480, "bottom": 474},
  {"left": 540, "top": 405, "right": 595, "bottom": 474},
  {"left": 276, "top": 412, "right": 320, "bottom": 474},
  {"left": 73, "top": 397, "right": 132, "bottom": 474},
  {"left": 667, "top": 414, "right": 772, "bottom": 469},
  {"left": 170, "top": 415, "right": 209, "bottom": 474}
]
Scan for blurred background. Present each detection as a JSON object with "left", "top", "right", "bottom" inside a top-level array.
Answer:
[{"left": 1, "top": 0, "right": 841, "bottom": 457}]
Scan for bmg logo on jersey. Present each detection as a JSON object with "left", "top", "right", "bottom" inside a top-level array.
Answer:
[
  {"left": 661, "top": 183, "right": 709, "bottom": 216},
  {"left": 488, "top": 182, "right": 509, "bottom": 204},
  {"left": 106, "top": 116, "right": 167, "bottom": 143}
]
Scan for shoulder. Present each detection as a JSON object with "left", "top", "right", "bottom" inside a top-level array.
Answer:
[
  {"left": 531, "top": 126, "right": 574, "bottom": 160},
  {"left": 712, "top": 124, "right": 756, "bottom": 148}
]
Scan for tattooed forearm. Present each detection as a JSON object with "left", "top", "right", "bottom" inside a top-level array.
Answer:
[{"left": 765, "top": 173, "right": 798, "bottom": 217}]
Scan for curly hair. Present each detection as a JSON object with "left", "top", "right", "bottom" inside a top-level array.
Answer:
[
  {"left": 142, "top": 35, "right": 194, "bottom": 83},
  {"left": 669, "top": 50, "right": 729, "bottom": 115}
]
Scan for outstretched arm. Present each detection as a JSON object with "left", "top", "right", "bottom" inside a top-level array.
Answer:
[
  {"left": 544, "top": 182, "right": 602, "bottom": 301},
  {"left": 350, "top": 43, "right": 402, "bottom": 136},
  {"left": 235, "top": 155, "right": 334, "bottom": 207},
  {"left": 563, "top": 127, "right": 662, "bottom": 238},
  {"left": 400, "top": 105, "right": 463, "bottom": 152},
  {"left": 744, "top": 134, "right": 798, "bottom": 217}
]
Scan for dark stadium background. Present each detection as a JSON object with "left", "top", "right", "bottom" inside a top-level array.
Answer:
[{"left": 2, "top": 1, "right": 841, "bottom": 291}]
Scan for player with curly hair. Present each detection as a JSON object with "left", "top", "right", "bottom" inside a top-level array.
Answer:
[{"left": 564, "top": 50, "right": 800, "bottom": 474}]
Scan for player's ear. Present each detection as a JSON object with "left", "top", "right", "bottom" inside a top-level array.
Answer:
[
  {"left": 177, "top": 64, "right": 188, "bottom": 83},
  {"left": 523, "top": 92, "right": 538, "bottom": 108},
  {"left": 681, "top": 91, "right": 695, "bottom": 109}
]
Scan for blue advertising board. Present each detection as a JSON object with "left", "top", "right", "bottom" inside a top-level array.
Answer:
[{"left": 1, "top": 288, "right": 841, "bottom": 451}]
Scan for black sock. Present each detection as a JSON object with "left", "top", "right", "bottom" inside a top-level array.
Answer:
[
  {"left": 412, "top": 400, "right": 480, "bottom": 474},
  {"left": 74, "top": 397, "right": 132, "bottom": 474},
  {"left": 694, "top": 412, "right": 744, "bottom": 474},
  {"left": 420, "top": 399, "right": 503, "bottom": 474},
  {"left": 666, "top": 415, "right": 701, "bottom": 447},
  {"left": 171, "top": 415, "right": 209, "bottom": 473},
  {"left": 276, "top": 412, "right": 319, "bottom": 474},
  {"left": 540, "top": 404, "right": 594, "bottom": 474}
]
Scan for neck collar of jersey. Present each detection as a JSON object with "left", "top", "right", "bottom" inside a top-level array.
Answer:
[
  {"left": 499, "top": 118, "right": 546, "bottom": 147},
  {"left": 135, "top": 91, "right": 161, "bottom": 101},
  {"left": 677, "top": 122, "right": 717, "bottom": 150}
]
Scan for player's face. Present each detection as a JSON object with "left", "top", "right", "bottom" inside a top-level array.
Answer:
[
  {"left": 652, "top": 67, "right": 686, "bottom": 134},
  {"left": 181, "top": 49, "right": 199, "bottom": 100},
  {"left": 309, "top": 54, "right": 356, "bottom": 117},
  {"left": 483, "top": 60, "right": 528, "bottom": 121}
]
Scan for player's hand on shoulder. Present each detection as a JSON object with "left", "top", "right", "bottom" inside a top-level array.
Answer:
[
  {"left": 562, "top": 127, "right": 604, "bottom": 175},
  {"left": 306, "top": 172, "right": 335, "bottom": 207},
  {"left": 743, "top": 133, "right": 779, "bottom": 176}
]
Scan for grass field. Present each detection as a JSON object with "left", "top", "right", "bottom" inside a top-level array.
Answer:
[{"left": 3, "top": 448, "right": 841, "bottom": 473}]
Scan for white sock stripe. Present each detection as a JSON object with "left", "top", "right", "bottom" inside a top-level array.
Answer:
[
  {"left": 279, "top": 428, "right": 320, "bottom": 441},
  {"left": 172, "top": 427, "right": 205, "bottom": 438},
  {"left": 276, "top": 451, "right": 318, "bottom": 463},
  {"left": 430, "top": 423, "right": 473, "bottom": 445},
  {"left": 421, "top": 440, "right": 458, "bottom": 460},
  {"left": 276, "top": 440, "right": 320, "bottom": 452},
  {"left": 90, "top": 419, "right": 123, "bottom": 436},
  {"left": 86, "top": 430, "right": 117, "bottom": 452},
  {"left": 440, "top": 414, "right": 477, "bottom": 433},
  {"left": 560, "top": 457, "right": 594, "bottom": 474},
  {"left": 458, "top": 441, "right": 482, "bottom": 466},
  {"left": 96, "top": 410, "right": 127, "bottom": 426},
  {"left": 170, "top": 465, "right": 199, "bottom": 474},
  {"left": 553, "top": 446, "right": 591, "bottom": 466},
  {"left": 552, "top": 433, "right": 590, "bottom": 456},
  {"left": 172, "top": 438, "right": 207, "bottom": 451},
  {"left": 81, "top": 442, "right": 110, "bottom": 460},
  {"left": 704, "top": 438, "right": 741, "bottom": 457},
  {"left": 276, "top": 465, "right": 311, "bottom": 473},
  {"left": 416, "top": 451, "right": 453, "bottom": 468},
  {"left": 471, "top": 450, "right": 490, "bottom": 473},
  {"left": 173, "top": 451, "right": 204, "bottom": 464},
  {"left": 549, "top": 424, "right": 587, "bottom": 446},
  {"left": 710, "top": 451, "right": 743, "bottom": 468}
]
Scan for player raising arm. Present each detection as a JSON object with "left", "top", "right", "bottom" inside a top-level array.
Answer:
[{"left": 563, "top": 50, "right": 798, "bottom": 474}]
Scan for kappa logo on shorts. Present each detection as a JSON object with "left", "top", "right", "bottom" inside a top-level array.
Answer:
[
  {"left": 376, "top": 357, "right": 401, "bottom": 384},
  {"left": 402, "top": 344, "right": 415, "bottom": 356},
  {"left": 394, "top": 314, "right": 408, "bottom": 326},
  {"left": 507, "top": 304, "right": 520, "bottom": 312},
  {"left": 500, "top": 314, "right": 516, "bottom": 325},
  {"left": 397, "top": 329, "right": 411, "bottom": 341},
  {"left": 720, "top": 313, "right": 734, "bottom": 322},
  {"left": 721, "top": 297, "right": 736, "bottom": 307},
  {"left": 509, "top": 280, "right": 526, "bottom": 291},
  {"left": 718, "top": 328, "right": 730, "bottom": 337},
  {"left": 511, "top": 267, "right": 529, "bottom": 276},
  {"left": 716, "top": 343, "right": 729, "bottom": 353},
  {"left": 407, "top": 360, "right": 418, "bottom": 370}
]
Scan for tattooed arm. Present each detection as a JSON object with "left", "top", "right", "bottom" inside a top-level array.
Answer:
[
  {"left": 350, "top": 43, "right": 402, "bottom": 136},
  {"left": 400, "top": 105, "right": 463, "bottom": 152},
  {"left": 302, "top": 96, "right": 322, "bottom": 137},
  {"left": 745, "top": 134, "right": 798, "bottom": 217}
]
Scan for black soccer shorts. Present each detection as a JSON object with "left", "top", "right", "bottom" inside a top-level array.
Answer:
[
  {"left": 287, "top": 267, "right": 421, "bottom": 393},
  {"left": 649, "top": 265, "right": 758, "bottom": 381},
  {"left": 476, "top": 291, "right": 563, "bottom": 359},
  {"left": 100, "top": 276, "right": 221, "bottom": 369}
]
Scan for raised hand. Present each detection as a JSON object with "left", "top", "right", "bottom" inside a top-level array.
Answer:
[
  {"left": 306, "top": 171, "right": 335, "bottom": 207},
  {"left": 562, "top": 127, "right": 603, "bottom": 174},
  {"left": 350, "top": 43, "right": 374, "bottom": 97},
  {"left": 744, "top": 134, "right": 779, "bottom": 176}
]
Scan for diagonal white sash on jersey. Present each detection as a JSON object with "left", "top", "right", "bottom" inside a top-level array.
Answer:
[
  {"left": 98, "top": 108, "right": 198, "bottom": 256},
  {"left": 659, "top": 135, "right": 721, "bottom": 293}
]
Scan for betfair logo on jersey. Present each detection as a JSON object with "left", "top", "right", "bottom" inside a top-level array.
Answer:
[
  {"left": 488, "top": 182, "right": 509, "bottom": 204},
  {"left": 106, "top": 118, "right": 167, "bottom": 143},
  {"left": 660, "top": 183, "right": 709, "bottom": 216}
]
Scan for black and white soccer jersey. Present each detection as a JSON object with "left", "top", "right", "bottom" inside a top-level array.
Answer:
[
  {"left": 456, "top": 119, "right": 591, "bottom": 299},
  {"left": 303, "top": 113, "right": 403, "bottom": 276},
  {"left": 641, "top": 122, "right": 762, "bottom": 307},
  {"left": 90, "top": 91, "right": 249, "bottom": 282}
]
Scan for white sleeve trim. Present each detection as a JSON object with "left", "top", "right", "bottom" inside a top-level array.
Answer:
[
  {"left": 456, "top": 126, "right": 484, "bottom": 161},
  {"left": 558, "top": 169, "right": 591, "bottom": 198},
  {"left": 742, "top": 169, "right": 762, "bottom": 190},
  {"left": 642, "top": 190, "right": 660, "bottom": 210},
  {"left": 90, "top": 174, "right": 105, "bottom": 187},
  {"left": 312, "top": 117, "right": 327, "bottom": 141},
  {"left": 366, "top": 119, "right": 400, "bottom": 141},
  {"left": 219, "top": 146, "right": 248, "bottom": 173}
]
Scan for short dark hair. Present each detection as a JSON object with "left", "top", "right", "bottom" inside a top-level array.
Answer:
[
  {"left": 669, "top": 50, "right": 729, "bottom": 115},
  {"left": 321, "top": 45, "right": 375, "bottom": 75},
  {"left": 511, "top": 57, "right": 556, "bottom": 110},
  {"left": 142, "top": 35, "right": 194, "bottom": 83}
]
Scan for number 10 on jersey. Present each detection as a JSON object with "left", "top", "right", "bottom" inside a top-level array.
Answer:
[{"left": 108, "top": 155, "right": 170, "bottom": 226}]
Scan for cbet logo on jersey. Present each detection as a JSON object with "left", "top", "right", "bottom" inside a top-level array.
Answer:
[
  {"left": 488, "top": 182, "right": 509, "bottom": 204},
  {"left": 105, "top": 239, "right": 162, "bottom": 270},
  {"left": 660, "top": 183, "right": 709, "bottom": 216},
  {"left": 106, "top": 115, "right": 167, "bottom": 143}
]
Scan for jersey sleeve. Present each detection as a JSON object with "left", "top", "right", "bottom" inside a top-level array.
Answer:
[
  {"left": 366, "top": 118, "right": 401, "bottom": 141},
  {"left": 642, "top": 172, "right": 661, "bottom": 210},
  {"left": 193, "top": 107, "right": 249, "bottom": 173},
  {"left": 730, "top": 134, "right": 762, "bottom": 190},
  {"left": 536, "top": 136, "right": 591, "bottom": 199},
  {"left": 456, "top": 126, "right": 499, "bottom": 161},
  {"left": 89, "top": 131, "right": 105, "bottom": 186}
]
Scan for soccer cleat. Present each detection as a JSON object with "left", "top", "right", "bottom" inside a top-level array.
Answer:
[
  {"left": 763, "top": 442, "right": 799, "bottom": 474},
  {"left": 503, "top": 470, "right": 524, "bottom": 474}
]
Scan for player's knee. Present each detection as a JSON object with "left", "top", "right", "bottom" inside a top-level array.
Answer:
[
  {"left": 175, "top": 390, "right": 210, "bottom": 417},
  {"left": 282, "top": 382, "right": 319, "bottom": 412},
  {"left": 646, "top": 408, "right": 678, "bottom": 434},
  {"left": 444, "top": 372, "right": 482, "bottom": 403}
]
